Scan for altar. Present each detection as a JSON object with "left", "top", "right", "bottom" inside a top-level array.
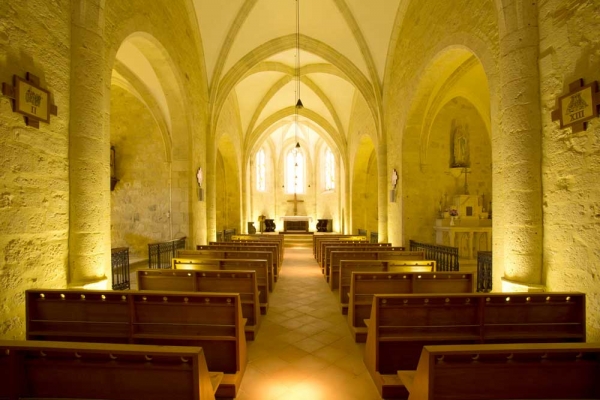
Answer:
[{"left": 280, "top": 216, "right": 312, "bottom": 232}]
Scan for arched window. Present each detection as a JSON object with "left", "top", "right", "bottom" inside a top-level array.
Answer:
[
  {"left": 256, "top": 149, "right": 265, "bottom": 192},
  {"left": 325, "top": 148, "right": 335, "bottom": 190},
  {"left": 286, "top": 148, "right": 304, "bottom": 194}
]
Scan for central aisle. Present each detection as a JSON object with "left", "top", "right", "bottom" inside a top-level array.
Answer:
[{"left": 236, "top": 246, "right": 381, "bottom": 400}]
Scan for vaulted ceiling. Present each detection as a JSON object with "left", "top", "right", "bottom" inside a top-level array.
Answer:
[{"left": 193, "top": 0, "right": 402, "bottom": 152}]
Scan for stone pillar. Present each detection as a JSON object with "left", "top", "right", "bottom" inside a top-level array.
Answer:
[
  {"left": 68, "top": 0, "right": 110, "bottom": 288},
  {"left": 377, "top": 144, "right": 388, "bottom": 243},
  {"left": 494, "top": 1, "right": 543, "bottom": 291},
  {"left": 206, "top": 134, "right": 217, "bottom": 242}
]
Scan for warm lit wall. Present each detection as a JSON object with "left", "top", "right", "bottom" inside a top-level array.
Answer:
[
  {"left": 110, "top": 87, "right": 171, "bottom": 262},
  {"left": 538, "top": 0, "right": 600, "bottom": 341},
  {"left": 384, "top": 0, "right": 499, "bottom": 246},
  {"left": 403, "top": 97, "right": 491, "bottom": 243},
  {"left": 0, "top": 0, "right": 71, "bottom": 339}
]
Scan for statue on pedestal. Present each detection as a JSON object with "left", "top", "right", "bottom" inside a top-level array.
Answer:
[{"left": 451, "top": 120, "right": 470, "bottom": 168}]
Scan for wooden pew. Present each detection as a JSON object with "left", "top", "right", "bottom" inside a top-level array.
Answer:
[
  {"left": 330, "top": 250, "right": 426, "bottom": 291},
  {"left": 322, "top": 245, "right": 404, "bottom": 280},
  {"left": 338, "top": 260, "right": 436, "bottom": 314},
  {"left": 231, "top": 234, "right": 285, "bottom": 259},
  {"left": 399, "top": 343, "right": 600, "bottom": 400},
  {"left": 314, "top": 235, "right": 367, "bottom": 261},
  {"left": 313, "top": 234, "right": 365, "bottom": 257},
  {"left": 138, "top": 269, "right": 261, "bottom": 340},
  {"left": 173, "top": 257, "right": 270, "bottom": 314},
  {"left": 25, "top": 289, "right": 248, "bottom": 398},
  {"left": 363, "top": 292, "right": 586, "bottom": 399},
  {"left": 206, "top": 243, "right": 281, "bottom": 279},
  {"left": 348, "top": 271, "right": 474, "bottom": 342},
  {"left": 318, "top": 237, "right": 369, "bottom": 267},
  {"left": 320, "top": 242, "right": 395, "bottom": 275},
  {"left": 178, "top": 249, "right": 274, "bottom": 291},
  {"left": 0, "top": 340, "right": 219, "bottom": 400}
]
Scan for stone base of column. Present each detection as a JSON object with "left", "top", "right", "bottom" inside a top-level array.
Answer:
[
  {"left": 68, "top": 278, "right": 109, "bottom": 290},
  {"left": 501, "top": 277, "right": 545, "bottom": 292}
]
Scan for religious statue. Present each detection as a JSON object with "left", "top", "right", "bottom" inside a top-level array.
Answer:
[{"left": 451, "top": 121, "right": 470, "bottom": 167}]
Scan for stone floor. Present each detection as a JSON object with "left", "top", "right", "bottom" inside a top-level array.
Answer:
[{"left": 235, "top": 245, "right": 381, "bottom": 400}]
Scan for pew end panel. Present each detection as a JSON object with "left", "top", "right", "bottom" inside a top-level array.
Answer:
[
  {"left": 0, "top": 340, "right": 217, "bottom": 400},
  {"left": 405, "top": 343, "right": 600, "bottom": 400}
]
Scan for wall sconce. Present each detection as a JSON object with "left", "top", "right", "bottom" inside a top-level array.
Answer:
[
  {"left": 196, "top": 167, "right": 204, "bottom": 201},
  {"left": 110, "top": 146, "right": 119, "bottom": 191},
  {"left": 389, "top": 168, "right": 398, "bottom": 202}
]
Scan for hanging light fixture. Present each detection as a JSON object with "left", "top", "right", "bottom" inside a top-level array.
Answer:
[{"left": 294, "top": 0, "right": 302, "bottom": 149}]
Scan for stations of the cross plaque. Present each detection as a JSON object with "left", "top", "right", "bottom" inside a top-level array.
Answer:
[
  {"left": 551, "top": 79, "right": 600, "bottom": 133},
  {"left": 287, "top": 192, "right": 304, "bottom": 216}
]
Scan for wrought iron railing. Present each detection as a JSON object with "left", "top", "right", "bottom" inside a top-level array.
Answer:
[
  {"left": 409, "top": 240, "right": 459, "bottom": 271},
  {"left": 357, "top": 228, "right": 367, "bottom": 236},
  {"left": 370, "top": 232, "right": 378, "bottom": 243},
  {"left": 148, "top": 237, "right": 187, "bottom": 269},
  {"left": 216, "top": 231, "right": 223, "bottom": 242},
  {"left": 223, "top": 229, "right": 237, "bottom": 242},
  {"left": 111, "top": 247, "right": 130, "bottom": 290},
  {"left": 477, "top": 251, "right": 493, "bottom": 292}
]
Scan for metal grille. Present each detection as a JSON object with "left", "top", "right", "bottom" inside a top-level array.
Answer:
[
  {"left": 409, "top": 240, "right": 459, "bottom": 271},
  {"left": 111, "top": 247, "right": 130, "bottom": 290},
  {"left": 148, "top": 237, "right": 187, "bottom": 269},
  {"left": 357, "top": 228, "right": 367, "bottom": 236},
  {"left": 477, "top": 251, "right": 493, "bottom": 292}
]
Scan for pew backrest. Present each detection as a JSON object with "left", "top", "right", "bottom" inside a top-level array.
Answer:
[
  {"left": 0, "top": 340, "right": 217, "bottom": 400},
  {"left": 348, "top": 271, "right": 474, "bottom": 341},
  {"left": 137, "top": 268, "right": 260, "bottom": 340},
  {"left": 313, "top": 235, "right": 367, "bottom": 260},
  {"left": 404, "top": 343, "right": 600, "bottom": 400},
  {"left": 338, "top": 260, "right": 436, "bottom": 311}
]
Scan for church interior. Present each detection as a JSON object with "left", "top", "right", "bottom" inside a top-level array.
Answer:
[{"left": 1, "top": 0, "right": 600, "bottom": 398}]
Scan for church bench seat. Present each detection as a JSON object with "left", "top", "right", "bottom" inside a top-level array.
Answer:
[
  {"left": 400, "top": 342, "right": 600, "bottom": 400},
  {"left": 25, "top": 289, "right": 247, "bottom": 399},
  {"left": 348, "top": 271, "right": 474, "bottom": 342},
  {"left": 230, "top": 235, "right": 285, "bottom": 259},
  {"left": 338, "top": 260, "right": 436, "bottom": 314},
  {"left": 178, "top": 249, "right": 275, "bottom": 291},
  {"left": 0, "top": 340, "right": 219, "bottom": 400},
  {"left": 322, "top": 245, "right": 405, "bottom": 280},
  {"left": 206, "top": 243, "right": 281, "bottom": 280},
  {"left": 313, "top": 235, "right": 367, "bottom": 261},
  {"left": 330, "top": 250, "right": 427, "bottom": 291},
  {"left": 363, "top": 292, "right": 586, "bottom": 399},
  {"left": 137, "top": 269, "right": 261, "bottom": 340},
  {"left": 173, "top": 257, "right": 270, "bottom": 314},
  {"left": 318, "top": 238, "right": 370, "bottom": 267}
]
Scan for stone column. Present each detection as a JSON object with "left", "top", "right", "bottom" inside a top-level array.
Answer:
[
  {"left": 206, "top": 134, "right": 217, "bottom": 242},
  {"left": 377, "top": 143, "right": 388, "bottom": 243},
  {"left": 494, "top": 1, "right": 543, "bottom": 291},
  {"left": 68, "top": 0, "right": 110, "bottom": 288}
]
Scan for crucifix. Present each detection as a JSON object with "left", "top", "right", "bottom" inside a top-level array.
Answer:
[
  {"left": 462, "top": 167, "right": 471, "bottom": 195},
  {"left": 287, "top": 193, "right": 304, "bottom": 216}
]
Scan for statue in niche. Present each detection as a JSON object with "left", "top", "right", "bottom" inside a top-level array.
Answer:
[{"left": 451, "top": 120, "right": 470, "bottom": 167}]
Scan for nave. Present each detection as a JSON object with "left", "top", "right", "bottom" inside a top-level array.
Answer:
[{"left": 225, "top": 245, "right": 381, "bottom": 400}]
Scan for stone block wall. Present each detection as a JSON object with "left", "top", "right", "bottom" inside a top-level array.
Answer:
[{"left": 0, "top": 0, "right": 71, "bottom": 339}]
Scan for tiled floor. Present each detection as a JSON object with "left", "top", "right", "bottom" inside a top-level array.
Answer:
[{"left": 235, "top": 245, "right": 381, "bottom": 400}]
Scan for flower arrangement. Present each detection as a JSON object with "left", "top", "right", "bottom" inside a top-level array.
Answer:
[{"left": 449, "top": 207, "right": 459, "bottom": 217}]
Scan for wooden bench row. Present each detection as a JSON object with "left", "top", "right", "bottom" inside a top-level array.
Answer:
[
  {"left": 138, "top": 269, "right": 261, "bottom": 340},
  {"left": 363, "top": 292, "right": 587, "bottom": 398},
  {"left": 313, "top": 234, "right": 367, "bottom": 260},
  {"left": 0, "top": 340, "right": 221, "bottom": 400},
  {"left": 347, "top": 271, "right": 474, "bottom": 341},
  {"left": 400, "top": 342, "right": 600, "bottom": 400},
  {"left": 204, "top": 242, "right": 281, "bottom": 281},
  {"left": 172, "top": 257, "right": 270, "bottom": 315},
  {"left": 25, "top": 289, "right": 247, "bottom": 398}
]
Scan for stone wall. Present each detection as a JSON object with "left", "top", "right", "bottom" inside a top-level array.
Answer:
[
  {"left": 538, "top": 0, "right": 600, "bottom": 341},
  {"left": 0, "top": 0, "right": 71, "bottom": 339},
  {"left": 110, "top": 87, "right": 171, "bottom": 262}
]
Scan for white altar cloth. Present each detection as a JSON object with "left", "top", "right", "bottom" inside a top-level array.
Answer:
[{"left": 280, "top": 216, "right": 313, "bottom": 222}]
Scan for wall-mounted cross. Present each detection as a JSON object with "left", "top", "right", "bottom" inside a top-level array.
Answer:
[{"left": 287, "top": 193, "right": 304, "bottom": 216}]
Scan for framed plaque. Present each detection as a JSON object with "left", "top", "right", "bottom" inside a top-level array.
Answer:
[{"left": 14, "top": 75, "right": 51, "bottom": 123}]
